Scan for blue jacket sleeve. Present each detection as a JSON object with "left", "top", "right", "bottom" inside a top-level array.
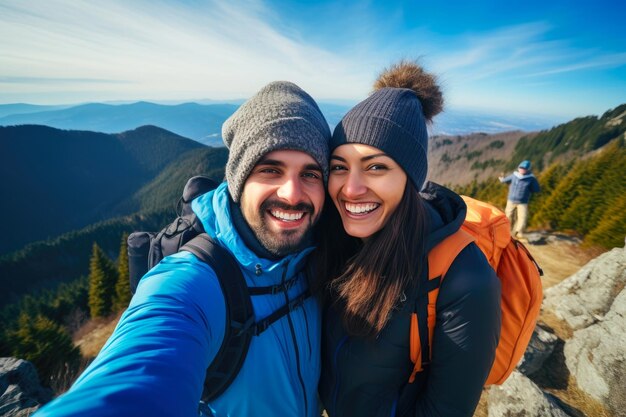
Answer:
[
  {"left": 412, "top": 244, "right": 501, "bottom": 417},
  {"left": 34, "top": 252, "right": 227, "bottom": 417},
  {"left": 500, "top": 174, "right": 513, "bottom": 184}
]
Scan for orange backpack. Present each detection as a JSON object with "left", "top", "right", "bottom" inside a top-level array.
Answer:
[{"left": 408, "top": 195, "right": 543, "bottom": 385}]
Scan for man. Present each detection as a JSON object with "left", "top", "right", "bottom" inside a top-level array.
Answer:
[
  {"left": 34, "top": 81, "right": 331, "bottom": 417},
  {"left": 499, "top": 160, "right": 540, "bottom": 238}
]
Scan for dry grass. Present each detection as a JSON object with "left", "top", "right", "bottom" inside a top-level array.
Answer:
[
  {"left": 525, "top": 237, "right": 599, "bottom": 289},
  {"left": 48, "top": 356, "right": 92, "bottom": 396},
  {"left": 472, "top": 389, "right": 489, "bottom": 417},
  {"left": 73, "top": 312, "right": 122, "bottom": 359},
  {"left": 538, "top": 311, "right": 574, "bottom": 341},
  {"left": 543, "top": 376, "right": 614, "bottom": 417}
]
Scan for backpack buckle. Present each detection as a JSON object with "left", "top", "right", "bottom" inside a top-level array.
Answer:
[{"left": 233, "top": 316, "right": 255, "bottom": 337}]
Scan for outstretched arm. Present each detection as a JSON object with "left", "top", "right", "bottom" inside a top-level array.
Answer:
[
  {"left": 499, "top": 174, "right": 513, "bottom": 183},
  {"left": 34, "top": 252, "right": 226, "bottom": 417}
]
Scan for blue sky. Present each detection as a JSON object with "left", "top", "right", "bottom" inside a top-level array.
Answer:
[{"left": 1, "top": 0, "right": 624, "bottom": 118}]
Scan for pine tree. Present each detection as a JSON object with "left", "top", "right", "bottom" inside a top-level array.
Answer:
[
  {"left": 530, "top": 162, "right": 570, "bottom": 227},
  {"left": 88, "top": 243, "right": 117, "bottom": 318},
  {"left": 113, "top": 233, "right": 132, "bottom": 311},
  {"left": 533, "top": 159, "right": 591, "bottom": 230},
  {"left": 581, "top": 141, "right": 626, "bottom": 234},
  {"left": 558, "top": 150, "right": 610, "bottom": 233},
  {"left": 585, "top": 193, "right": 626, "bottom": 249},
  {"left": 7, "top": 313, "right": 81, "bottom": 384}
]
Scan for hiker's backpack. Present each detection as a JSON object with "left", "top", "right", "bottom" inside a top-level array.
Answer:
[
  {"left": 409, "top": 195, "right": 543, "bottom": 386},
  {"left": 127, "top": 176, "right": 219, "bottom": 293},
  {"left": 126, "top": 176, "right": 311, "bottom": 402}
]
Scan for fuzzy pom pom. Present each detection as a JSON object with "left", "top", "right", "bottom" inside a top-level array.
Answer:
[{"left": 373, "top": 60, "right": 443, "bottom": 122}]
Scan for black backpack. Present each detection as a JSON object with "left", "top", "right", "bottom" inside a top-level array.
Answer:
[{"left": 127, "top": 176, "right": 311, "bottom": 402}]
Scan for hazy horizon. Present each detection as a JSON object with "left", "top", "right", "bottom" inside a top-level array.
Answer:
[{"left": 1, "top": 0, "right": 625, "bottom": 119}]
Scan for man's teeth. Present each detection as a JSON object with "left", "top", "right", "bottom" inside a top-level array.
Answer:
[
  {"left": 345, "top": 202, "right": 379, "bottom": 214},
  {"left": 271, "top": 210, "right": 304, "bottom": 221}
]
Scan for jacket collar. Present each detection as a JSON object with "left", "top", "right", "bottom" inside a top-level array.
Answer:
[
  {"left": 420, "top": 181, "right": 467, "bottom": 252},
  {"left": 514, "top": 171, "right": 535, "bottom": 179}
]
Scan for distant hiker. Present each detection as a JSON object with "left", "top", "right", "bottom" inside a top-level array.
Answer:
[
  {"left": 316, "top": 61, "right": 501, "bottom": 416},
  {"left": 34, "top": 82, "right": 331, "bottom": 417},
  {"left": 499, "top": 160, "right": 540, "bottom": 238}
]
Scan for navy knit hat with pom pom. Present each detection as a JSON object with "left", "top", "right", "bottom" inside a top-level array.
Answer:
[{"left": 331, "top": 61, "right": 443, "bottom": 190}]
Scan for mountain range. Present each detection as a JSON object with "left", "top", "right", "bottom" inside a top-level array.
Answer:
[
  {"left": 0, "top": 124, "right": 228, "bottom": 254},
  {"left": 0, "top": 102, "right": 237, "bottom": 146},
  {"left": 0, "top": 101, "right": 564, "bottom": 146}
]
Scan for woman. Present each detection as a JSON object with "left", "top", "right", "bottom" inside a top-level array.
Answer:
[{"left": 317, "top": 62, "right": 501, "bottom": 417}]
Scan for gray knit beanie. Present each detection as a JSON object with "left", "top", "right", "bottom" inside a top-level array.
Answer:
[
  {"left": 331, "top": 61, "right": 443, "bottom": 191},
  {"left": 222, "top": 81, "right": 331, "bottom": 202}
]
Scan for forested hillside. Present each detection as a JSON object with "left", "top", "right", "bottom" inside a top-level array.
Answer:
[
  {"left": 0, "top": 144, "right": 227, "bottom": 307},
  {"left": 0, "top": 125, "right": 205, "bottom": 254},
  {"left": 510, "top": 103, "right": 626, "bottom": 170},
  {"left": 115, "top": 147, "right": 228, "bottom": 214},
  {"left": 452, "top": 104, "right": 626, "bottom": 249},
  {"left": 427, "top": 130, "right": 531, "bottom": 185}
]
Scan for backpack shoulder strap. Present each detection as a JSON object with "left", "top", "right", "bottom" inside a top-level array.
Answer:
[
  {"left": 427, "top": 229, "right": 475, "bottom": 280},
  {"left": 409, "top": 229, "right": 475, "bottom": 383},
  {"left": 180, "top": 233, "right": 253, "bottom": 402}
]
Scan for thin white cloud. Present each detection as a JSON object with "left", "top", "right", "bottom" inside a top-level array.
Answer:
[
  {"left": 0, "top": 0, "right": 372, "bottom": 102},
  {"left": 524, "top": 52, "right": 626, "bottom": 77}
]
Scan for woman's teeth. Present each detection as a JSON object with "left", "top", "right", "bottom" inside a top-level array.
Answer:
[{"left": 345, "top": 202, "right": 379, "bottom": 214}]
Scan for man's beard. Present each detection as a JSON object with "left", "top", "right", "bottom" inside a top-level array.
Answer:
[{"left": 251, "top": 200, "right": 316, "bottom": 257}]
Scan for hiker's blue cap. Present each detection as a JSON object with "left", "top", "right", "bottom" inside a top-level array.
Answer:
[{"left": 518, "top": 160, "right": 531, "bottom": 170}]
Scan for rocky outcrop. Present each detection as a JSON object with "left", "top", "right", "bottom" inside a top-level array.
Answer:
[
  {"left": 0, "top": 358, "right": 52, "bottom": 417},
  {"left": 518, "top": 324, "right": 559, "bottom": 376},
  {"left": 543, "top": 245, "right": 626, "bottom": 330},
  {"left": 488, "top": 371, "right": 573, "bottom": 416},
  {"left": 564, "top": 287, "right": 626, "bottom": 416}
]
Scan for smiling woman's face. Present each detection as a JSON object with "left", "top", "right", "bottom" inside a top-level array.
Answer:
[{"left": 328, "top": 143, "right": 407, "bottom": 240}]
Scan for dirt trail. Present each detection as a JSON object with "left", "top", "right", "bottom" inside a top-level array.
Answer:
[{"left": 522, "top": 233, "right": 600, "bottom": 289}]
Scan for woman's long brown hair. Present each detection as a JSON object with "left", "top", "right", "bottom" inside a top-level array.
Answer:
[{"left": 315, "top": 182, "right": 428, "bottom": 338}]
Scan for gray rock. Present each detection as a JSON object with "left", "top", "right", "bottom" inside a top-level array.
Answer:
[
  {"left": 488, "top": 371, "right": 573, "bottom": 416},
  {"left": 545, "top": 234, "right": 582, "bottom": 245},
  {"left": 543, "top": 245, "right": 626, "bottom": 330},
  {"left": 524, "top": 232, "right": 547, "bottom": 245},
  {"left": 518, "top": 324, "right": 559, "bottom": 376},
  {"left": 0, "top": 357, "right": 52, "bottom": 417},
  {"left": 564, "top": 287, "right": 626, "bottom": 416}
]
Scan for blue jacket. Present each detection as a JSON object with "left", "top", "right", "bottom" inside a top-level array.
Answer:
[
  {"left": 500, "top": 172, "right": 540, "bottom": 203},
  {"left": 35, "top": 182, "right": 322, "bottom": 417}
]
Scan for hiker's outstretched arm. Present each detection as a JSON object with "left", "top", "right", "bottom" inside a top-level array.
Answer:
[
  {"left": 413, "top": 244, "right": 501, "bottom": 417},
  {"left": 34, "top": 251, "right": 226, "bottom": 417}
]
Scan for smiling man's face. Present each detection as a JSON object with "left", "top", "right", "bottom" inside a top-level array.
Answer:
[{"left": 239, "top": 149, "right": 325, "bottom": 256}]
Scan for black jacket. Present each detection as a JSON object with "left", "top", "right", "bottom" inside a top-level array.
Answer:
[{"left": 320, "top": 183, "right": 501, "bottom": 417}]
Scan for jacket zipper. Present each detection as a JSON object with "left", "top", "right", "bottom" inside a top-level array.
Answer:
[
  {"left": 331, "top": 335, "right": 349, "bottom": 415},
  {"left": 281, "top": 264, "right": 309, "bottom": 415}
]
